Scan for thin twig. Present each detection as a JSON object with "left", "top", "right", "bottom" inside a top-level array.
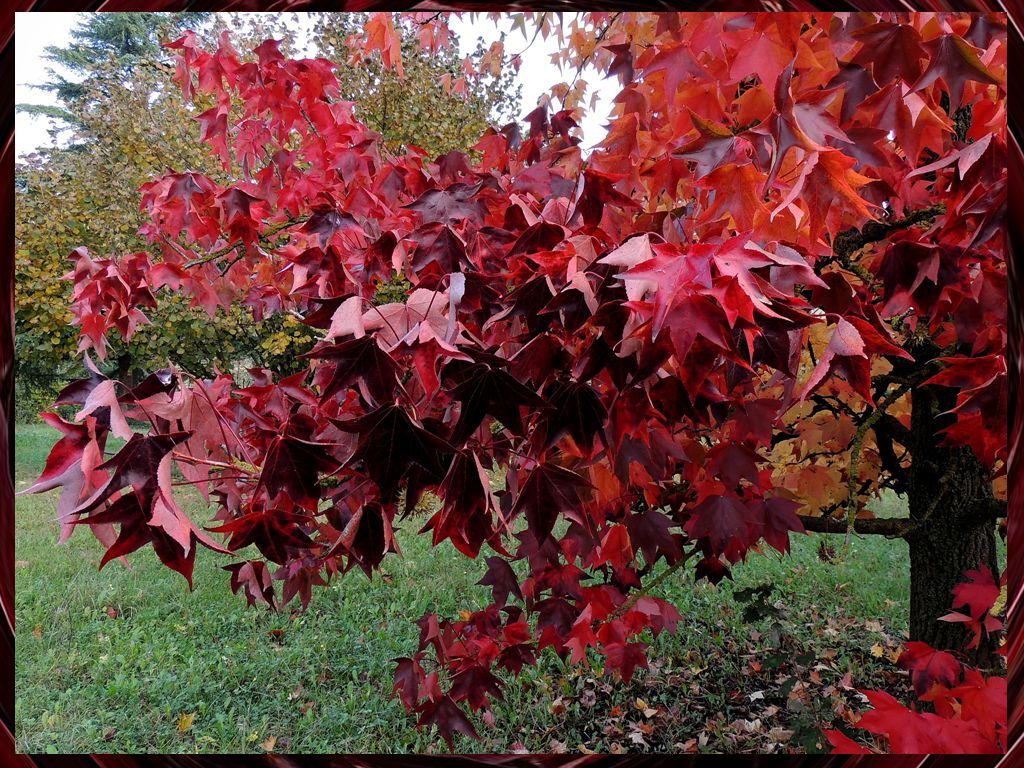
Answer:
[{"left": 613, "top": 552, "right": 692, "bottom": 619}]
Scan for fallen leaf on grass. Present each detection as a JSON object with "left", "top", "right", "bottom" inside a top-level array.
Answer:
[
  {"left": 178, "top": 712, "right": 195, "bottom": 733},
  {"left": 634, "top": 697, "right": 659, "bottom": 717},
  {"left": 260, "top": 735, "right": 277, "bottom": 752}
]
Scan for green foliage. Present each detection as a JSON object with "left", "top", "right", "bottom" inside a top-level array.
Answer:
[
  {"left": 312, "top": 14, "right": 521, "bottom": 158},
  {"left": 16, "top": 12, "right": 517, "bottom": 399},
  {"left": 19, "top": 12, "right": 207, "bottom": 113},
  {"left": 15, "top": 24, "right": 250, "bottom": 392},
  {"left": 373, "top": 272, "right": 413, "bottom": 306}
]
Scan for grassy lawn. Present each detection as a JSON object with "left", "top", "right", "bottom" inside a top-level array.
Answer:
[{"left": 13, "top": 421, "right": 976, "bottom": 754}]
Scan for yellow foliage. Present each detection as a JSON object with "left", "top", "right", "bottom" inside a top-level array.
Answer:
[{"left": 16, "top": 15, "right": 517, "bottom": 398}]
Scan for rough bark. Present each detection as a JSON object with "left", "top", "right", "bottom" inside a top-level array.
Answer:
[{"left": 907, "top": 382, "right": 1000, "bottom": 663}]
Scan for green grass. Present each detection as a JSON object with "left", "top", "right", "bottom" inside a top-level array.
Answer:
[{"left": 13, "top": 421, "right": 952, "bottom": 753}]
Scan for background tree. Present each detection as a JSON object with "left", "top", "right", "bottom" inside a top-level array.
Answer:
[
  {"left": 16, "top": 13, "right": 302, "bottom": 413},
  {"left": 15, "top": 12, "right": 519, "bottom": 417},
  {"left": 17, "top": 12, "right": 207, "bottom": 127},
  {"left": 312, "top": 13, "right": 520, "bottom": 158}
]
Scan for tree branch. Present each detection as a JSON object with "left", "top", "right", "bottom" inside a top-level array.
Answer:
[
  {"left": 872, "top": 413, "right": 911, "bottom": 493},
  {"left": 816, "top": 203, "right": 946, "bottom": 279},
  {"left": 797, "top": 514, "right": 910, "bottom": 537},
  {"left": 840, "top": 382, "right": 912, "bottom": 542},
  {"left": 613, "top": 552, "right": 692, "bottom": 619},
  {"left": 182, "top": 216, "right": 306, "bottom": 269},
  {"left": 874, "top": 412, "right": 912, "bottom": 445},
  {"left": 970, "top": 498, "right": 1007, "bottom": 522}
]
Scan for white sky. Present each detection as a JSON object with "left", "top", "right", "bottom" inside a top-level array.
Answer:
[{"left": 14, "top": 12, "right": 613, "bottom": 159}]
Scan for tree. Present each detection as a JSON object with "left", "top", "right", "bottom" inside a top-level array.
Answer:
[
  {"left": 15, "top": 13, "right": 306, "bottom": 397},
  {"left": 311, "top": 13, "right": 521, "bottom": 157},
  {"left": 17, "top": 12, "right": 207, "bottom": 126},
  {"left": 24, "top": 11, "right": 1006, "bottom": 748},
  {"left": 15, "top": 12, "right": 519, "bottom": 401}
]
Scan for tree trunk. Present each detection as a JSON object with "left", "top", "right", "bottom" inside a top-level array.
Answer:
[{"left": 907, "top": 384, "right": 1000, "bottom": 663}]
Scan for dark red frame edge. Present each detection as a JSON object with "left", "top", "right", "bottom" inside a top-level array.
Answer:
[{"left": 0, "top": 2, "right": 1017, "bottom": 766}]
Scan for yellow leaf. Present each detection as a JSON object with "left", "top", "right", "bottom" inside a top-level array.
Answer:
[
  {"left": 869, "top": 644, "right": 884, "bottom": 658},
  {"left": 992, "top": 584, "right": 1007, "bottom": 616},
  {"left": 178, "top": 712, "right": 196, "bottom": 733},
  {"left": 260, "top": 735, "right": 277, "bottom": 752}
]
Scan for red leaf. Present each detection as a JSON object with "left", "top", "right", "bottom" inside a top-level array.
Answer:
[
  {"left": 224, "top": 560, "right": 277, "bottom": 609},
  {"left": 416, "top": 695, "right": 477, "bottom": 747},
  {"left": 334, "top": 405, "right": 452, "bottom": 501},
  {"left": 425, "top": 450, "right": 499, "bottom": 557},
  {"left": 602, "top": 640, "right": 648, "bottom": 683},
  {"left": 757, "top": 496, "right": 805, "bottom": 554},
  {"left": 950, "top": 566, "right": 1000, "bottom": 620},
  {"left": 210, "top": 509, "right": 315, "bottom": 565},
  {"left": 449, "top": 665, "right": 504, "bottom": 711},
  {"left": 684, "top": 494, "right": 758, "bottom": 563},
  {"left": 897, "top": 641, "right": 962, "bottom": 696},
  {"left": 852, "top": 22, "right": 927, "bottom": 85},
  {"left": 624, "top": 508, "right": 681, "bottom": 565},
  {"left": 75, "top": 432, "right": 193, "bottom": 516},
  {"left": 510, "top": 463, "right": 591, "bottom": 543},
  {"left": 825, "top": 729, "right": 872, "bottom": 754},
  {"left": 914, "top": 34, "right": 1004, "bottom": 109},
  {"left": 309, "top": 335, "right": 401, "bottom": 406},
  {"left": 477, "top": 556, "right": 523, "bottom": 607},
  {"left": 392, "top": 656, "right": 424, "bottom": 709},
  {"left": 260, "top": 430, "right": 337, "bottom": 510},
  {"left": 446, "top": 363, "right": 549, "bottom": 443},
  {"left": 801, "top": 317, "right": 910, "bottom": 404}
]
